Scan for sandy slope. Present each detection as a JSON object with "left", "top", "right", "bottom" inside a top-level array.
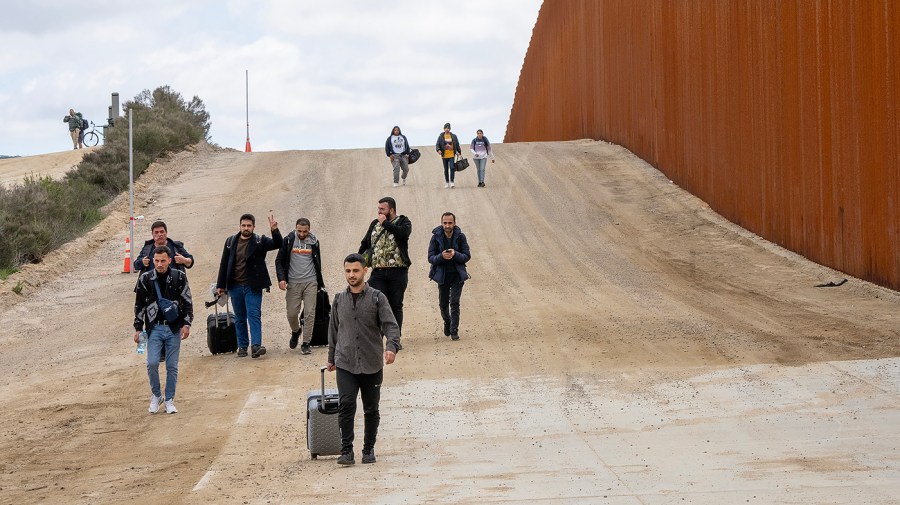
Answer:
[
  {"left": 0, "top": 148, "right": 95, "bottom": 188},
  {"left": 0, "top": 141, "right": 897, "bottom": 504}
]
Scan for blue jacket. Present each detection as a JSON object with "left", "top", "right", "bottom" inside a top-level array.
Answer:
[{"left": 427, "top": 225, "right": 471, "bottom": 285}]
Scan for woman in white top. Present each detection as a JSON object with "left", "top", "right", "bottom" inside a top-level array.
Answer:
[{"left": 469, "top": 129, "right": 495, "bottom": 187}]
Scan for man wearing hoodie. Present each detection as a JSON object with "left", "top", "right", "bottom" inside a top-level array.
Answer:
[
  {"left": 427, "top": 212, "right": 471, "bottom": 340},
  {"left": 384, "top": 126, "right": 411, "bottom": 187},
  {"left": 276, "top": 218, "right": 325, "bottom": 354}
]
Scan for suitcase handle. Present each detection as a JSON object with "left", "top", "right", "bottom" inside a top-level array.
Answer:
[
  {"left": 211, "top": 295, "right": 233, "bottom": 327},
  {"left": 318, "top": 366, "right": 339, "bottom": 415}
]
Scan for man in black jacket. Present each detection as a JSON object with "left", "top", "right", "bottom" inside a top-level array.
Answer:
[
  {"left": 135, "top": 220, "right": 194, "bottom": 275},
  {"left": 275, "top": 217, "right": 325, "bottom": 354},
  {"left": 358, "top": 197, "right": 412, "bottom": 334},
  {"left": 134, "top": 246, "right": 193, "bottom": 414},
  {"left": 216, "top": 213, "right": 282, "bottom": 358}
]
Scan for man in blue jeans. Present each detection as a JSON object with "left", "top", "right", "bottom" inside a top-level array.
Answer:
[
  {"left": 216, "top": 213, "right": 282, "bottom": 358},
  {"left": 134, "top": 246, "right": 193, "bottom": 414}
]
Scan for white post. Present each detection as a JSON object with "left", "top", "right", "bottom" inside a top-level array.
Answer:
[{"left": 128, "top": 108, "right": 134, "bottom": 273}]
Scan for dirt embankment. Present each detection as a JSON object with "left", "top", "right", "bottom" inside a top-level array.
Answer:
[{"left": 0, "top": 140, "right": 896, "bottom": 504}]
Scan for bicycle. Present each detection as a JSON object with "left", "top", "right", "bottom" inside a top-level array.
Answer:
[{"left": 82, "top": 121, "right": 105, "bottom": 147}]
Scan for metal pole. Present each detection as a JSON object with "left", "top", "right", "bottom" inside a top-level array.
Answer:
[
  {"left": 128, "top": 108, "right": 134, "bottom": 273},
  {"left": 244, "top": 70, "right": 251, "bottom": 152},
  {"left": 246, "top": 69, "right": 249, "bottom": 140}
]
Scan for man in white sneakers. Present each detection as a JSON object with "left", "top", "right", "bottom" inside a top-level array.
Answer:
[
  {"left": 133, "top": 246, "right": 193, "bottom": 414},
  {"left": 384, "top": 125, "right": 411, "bottom": 187}
]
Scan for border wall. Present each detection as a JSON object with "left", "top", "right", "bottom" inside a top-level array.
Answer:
[{"left": 505, "top": 0, "right": 899, "bottom": 291}]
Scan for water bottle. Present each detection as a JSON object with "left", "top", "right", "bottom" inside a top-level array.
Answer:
[{"left": 136, "top": 330, "right": 148, "bottom": 355}]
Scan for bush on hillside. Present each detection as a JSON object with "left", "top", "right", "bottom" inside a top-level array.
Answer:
[{"left": 0, "top": 85, "right": 211, "bottom": 271}]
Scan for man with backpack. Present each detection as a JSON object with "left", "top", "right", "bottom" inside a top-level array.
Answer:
[
  {"left": 63, "top": 108, "right": 83, "bottom": 149},
  {"left": 216, "top": 213, "right": 282, "bottom": 358}
]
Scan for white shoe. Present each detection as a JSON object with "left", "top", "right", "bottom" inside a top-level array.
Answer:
[
  {"left": 444, "top": 182, "right": 450, "bottom": 188},
  {"left": 149, "top": 395, "right": 162, "bottom": 414},
  {"left": 392, "top": 183, "right": 399, "bottom": 187},
  {"left": 165, "top": 399, "right": 178, "bottom": 414},
  {"left": 402, "top": 178, "right": 407, "bottom": 186},
  {"left": 450, "top": 182, "right": 455, "bottom": 188}
]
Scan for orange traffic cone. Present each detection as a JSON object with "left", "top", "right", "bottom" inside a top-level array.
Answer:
[
  {"left": 245, "top": 137, "right": 252, "bottom": 152},
  {"left": 122, "top": 237, "right": 132, "bottom": 273}
]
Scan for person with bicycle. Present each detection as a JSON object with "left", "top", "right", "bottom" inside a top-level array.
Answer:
[{"left": 63, "top": 108, "right": 83, "bottom": 149}]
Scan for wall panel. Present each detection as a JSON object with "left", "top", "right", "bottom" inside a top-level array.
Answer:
[{"left": 506, "top": 0, "right": 899, "bottom": 291}]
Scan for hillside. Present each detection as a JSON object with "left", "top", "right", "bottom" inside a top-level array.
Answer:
[{"left": 0, "top": 141, "right": 897, "bottom": 503}]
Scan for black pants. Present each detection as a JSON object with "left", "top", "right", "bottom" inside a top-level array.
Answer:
[
  {"left": 369, "top": 267, "right": 408, "bottom": 332},
  {"left": 438, "top": 280, "right": 465, "bottom": 335},
  {"left": 336, "top": 367, "right": 383, "bottom": 454},
  {"left": 442, "top": 157, "right": 456, "bottom": 182}
]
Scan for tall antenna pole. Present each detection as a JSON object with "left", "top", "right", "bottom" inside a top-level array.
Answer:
[
  {"left": 128, "top": 108, "right": 134, "bottom": 272},
  {"left": 245, "top": 69, "right": 252, "bottom": 152}
]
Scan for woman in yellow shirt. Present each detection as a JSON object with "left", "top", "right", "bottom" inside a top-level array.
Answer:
[{"left": 434, "top": 122, "right": 461, "bottom": 188}]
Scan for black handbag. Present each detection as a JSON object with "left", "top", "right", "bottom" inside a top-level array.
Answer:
[
  {"left": 408, "top": 148, "right": 421, "bottom": 164},
  {"left": 455, "top": 155, "right": 469, "bottom": 172}
]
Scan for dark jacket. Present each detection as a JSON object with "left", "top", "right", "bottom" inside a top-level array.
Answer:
[
  {"left": 428, "top": 225, "right": 471, "bottom": 285},
  {"left": 134, "top": 267, "right": 193, "bottom": 332},
  {"left": 216, "top": 229, "right": 282, "bottom": 292},
  {"left": 328, "top": 284, "right": 401, "bottom": 374},
  {"left": 435, "top": 132, "right": 461, "bottom": 156},
  {"left": 275, "top": 230, "right": 324, "bottom": 288},
  {"left": 358, "top": 215, "right": 413, "bottom": 268},
  {"left": 135, "top": 238, "right": 194, "bottom": 275},
  {"left": 385, "top": 126, "right": 411, "bottom": 157}
]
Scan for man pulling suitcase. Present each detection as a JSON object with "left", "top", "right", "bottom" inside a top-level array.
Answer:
[{"left": 326, "top": 253, "right": 401, "bottom": 465}]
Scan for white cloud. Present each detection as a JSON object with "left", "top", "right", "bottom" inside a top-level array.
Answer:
[{"left": 0, "top": 0, "right": 542, "bottom": 156}]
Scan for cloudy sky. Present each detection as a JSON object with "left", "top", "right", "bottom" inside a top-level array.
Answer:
[{"left": 0, "top": 1, "right": 543, "bottom": 157}]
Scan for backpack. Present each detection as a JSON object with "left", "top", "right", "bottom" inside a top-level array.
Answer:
[{"left": 82, "top": 118, "right": 89, "bottom": 130}]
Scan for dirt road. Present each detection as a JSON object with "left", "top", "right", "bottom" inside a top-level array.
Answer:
[{"left": 0, "top": 141, "right": 897, "bottom": 504}]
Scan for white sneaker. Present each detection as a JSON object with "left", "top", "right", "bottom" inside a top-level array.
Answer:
[
  {"left": 392, "top": 183, "right": 399, "bottom": 187},
  {"left": 450, "top": 182, "right": 455, "bottom": 188},
  {"left": 149, "top": 395, "right": 162, "bottom": 414},
  {"left": 444, "top": 182, "right": 450, "bottom": 188},
  {"left": 402, "top": 178, "right": 407, "bottom": 186},
  {"left": 165, "top": 399, "right": 178, "bottom": 414}
]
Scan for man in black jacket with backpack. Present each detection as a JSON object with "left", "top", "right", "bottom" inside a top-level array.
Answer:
[{"left": 216, "top": 213, "right": 282, "bottom": 358}]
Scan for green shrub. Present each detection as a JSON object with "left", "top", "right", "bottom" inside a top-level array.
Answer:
[{"left": 0, "top": 85, "right": 210, "bottom": 270}]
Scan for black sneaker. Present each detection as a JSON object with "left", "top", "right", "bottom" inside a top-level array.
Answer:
[
  {"left": 300, "top": 342, "right": 312, "bottom": 354},
  {"left": 289, "top": 329, "right": 301, "bottom": 349},
  {"left": 443, "top": 321, "right": 450, "bottom": 336},
  {"left": 237, "top": 347, "right": 248, "bottom": 357},
  {"left": 361, "top": 449, "right": 376, "bottom": 464},
  {"left": 451, "top": 333, "right": 460, "bottom": 341},
  {"left": 337, "top": 452, "right": 355, "bottom": 466},
  {"left": 251, "top": 345, "right": 267, "bottom": 358}
]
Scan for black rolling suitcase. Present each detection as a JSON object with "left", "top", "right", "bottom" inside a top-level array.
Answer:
[
  {"left": 300, "top": 288, "right": 331, "bottom": 347},
  {"left": 206, "top": 296, "right": 237, "bottom": 354},
  {"left": 307, "top": 366, "right": 341, "bottom": 459}
]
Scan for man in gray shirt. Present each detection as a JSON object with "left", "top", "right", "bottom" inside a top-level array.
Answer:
[
  {"left": 326, "top": 253, "right": 400, "bottom": 465},
  {"left": 276, "top": 218, "right": 325, "bottom": 354}
]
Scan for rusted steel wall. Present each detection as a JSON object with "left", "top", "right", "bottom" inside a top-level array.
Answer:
[{"left": 506, "top": 0, "right": 899, "bottom": 291}]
